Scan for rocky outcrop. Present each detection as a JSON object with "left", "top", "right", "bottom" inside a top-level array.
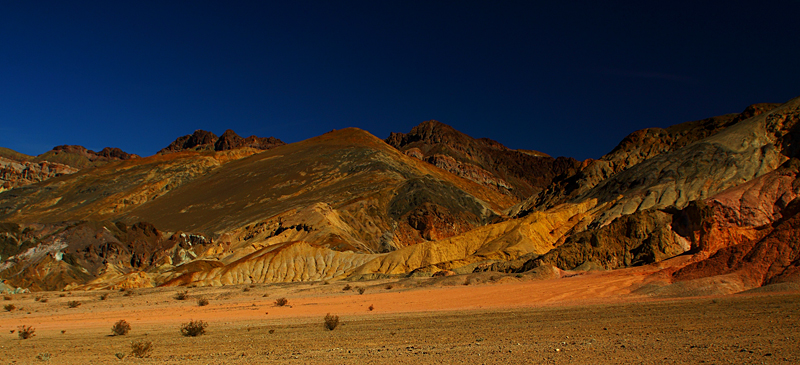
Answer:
[
  {"left": 160, "top": 129, "right": 285, "bottom": 154},
  {"left": 215, "top": 129, "right": 285, "bottom": 151},
  {"left": 34, "top": 145, "right": 140, "bottom": 169},
  {"left": 0, "top": 157, "right": 78, "bottom": 192},
  {"left": 159, "top": 130, "right": 219, "bottom": 154},
  {"left": 387, "top": 120, "right": 582, "bottom": 200}
]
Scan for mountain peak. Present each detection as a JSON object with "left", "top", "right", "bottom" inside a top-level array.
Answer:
[{"left": 159, "top": 129, "right": 285, "bottom": 154}]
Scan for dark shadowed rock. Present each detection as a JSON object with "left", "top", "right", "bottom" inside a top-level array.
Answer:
[
  {"left": 159, "top": 130, "right": 218, "bottom": 154},
  {"left": 387, "top": 120, "right": 582, "bottom": 200}
]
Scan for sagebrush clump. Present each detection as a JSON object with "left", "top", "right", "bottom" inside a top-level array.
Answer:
[
  {"left": 4, "top": 304, "right": 15, "bottom": 312},
  {"left": 18, "top": 325, "right": 35, "bottom": 339},
  {"left": 275, "top": 297, "right": 288, "bottom": 307},
  {"left": 111, "top": 319, "right": 131, "bottom": 336},
  {"left": 67, "top": 300, "right": 81, "bottom": 308},
  {"left": 174, "top": 291, "right": 189, "bottom": 300},
  {"left": 130, "top": 341, "right": 153, "bottom": 358},
  {"left": 324, "top": 313, "right": 339, "bottom": 331},
  {"left": 197, "top": 298, "right": 209, "bottom": 306},
  {"left": 180, "top": 320, "right": 208, "bottom": 337}
]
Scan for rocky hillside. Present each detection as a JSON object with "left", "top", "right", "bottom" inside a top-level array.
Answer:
[
  {"left": 386, "top": 120, "right": 583, "bottom": 201},
  {"left": 1, "top": 96, "right": 799, "bottom": 295}
]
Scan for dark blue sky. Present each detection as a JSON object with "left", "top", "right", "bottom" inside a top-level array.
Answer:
[{"left": 2, "top": 1, "right": 799, "bottom": 160}]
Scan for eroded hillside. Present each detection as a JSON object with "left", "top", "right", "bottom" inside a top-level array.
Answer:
[{"left": 1, "top": 96, "right": 799, "bottom": 294}]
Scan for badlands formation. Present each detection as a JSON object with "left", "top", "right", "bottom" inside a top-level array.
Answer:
[{"left": 1, "top": 98, "right": 800, "bottom": 363}]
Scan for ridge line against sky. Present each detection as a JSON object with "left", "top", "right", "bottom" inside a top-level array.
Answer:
[{"left": 1, "top": 1, "right": 799, "bottom": 160}]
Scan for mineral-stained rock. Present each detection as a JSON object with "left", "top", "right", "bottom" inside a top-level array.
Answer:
[
  {"left": 0, "top": 221, "right": 213, "bottom": 291},
  {"left": 673, "top": 197, "right": 800, "bottom": 288},
  {"left": 530, "top": 209, "right": 690, "bottom": 271},
  {"left": 0, "top": 157, "right": 78, "bottom": 193}
]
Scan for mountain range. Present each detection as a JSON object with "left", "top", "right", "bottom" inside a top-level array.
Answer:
[{"left": 1, "top": 98, "right": 798, "bottom": 295}]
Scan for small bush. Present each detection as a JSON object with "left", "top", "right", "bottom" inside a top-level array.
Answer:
[
  {"left": 39, "top": 298, "right": 48, "bottom": 303},
  {"left": 111, "top": 319, "right": 131, "bottom": 336},
  {"left": 123, "top": 291, "right": 133, "bottom": 297},
  {"left": 243, "top": 287, "right": 251, "bottom": 292},
  {"left": 357, "top": 287, "right": 366, "bottom": 295},
  {"left": 342, "top": 284, "right": 352, "bottom": 291},
  {"left": 100, "top": 293, "right": 109, "bottom": 300},
  {"left": 180, "top": 320, "right": 208, "bottom": 337},
  {"left": 197, "top": 298, "right": 209, "bottom": 306},
  {"left": 130, "top": 340, "right": 153, "bottom": 358},
  {"left": 115, "top": 352, "right": 126, "bottom": 359},
  {"left": 324, "top": 313, "right": 339, "bottom": 331},
  {"left": 67, "top": 301, "right": 81, "bottom": 308},
  {"left": 18, "top": 325, "right": 35, "bottom": 339},
  {"left": 385, "top": 284, "right": 394, "bottom": 290},
  {"left": 4, "top": 304, "right": 15, "bottom": 312},
  {"left": 174, "top": 291, "right": 189, "bottom": 300},
  {"left": 275, "top": 297, "right": 288, "bottom": 307},
  {"left": 34, "top": 296, "right": 42, "bottom": 302},
  {"left": 368, "top": 304, "right": 374, "bottom": 311},
  {"left": 268, "top": 329, "right": 275, "bottom": 334},
  {"left": 2, "top": 295, "right": 11, "bottom": 300},
  {"left": 59, "top": 294, "right": 66, "bottom": 297}
]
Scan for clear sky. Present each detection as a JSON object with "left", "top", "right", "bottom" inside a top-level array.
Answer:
[{"left": 1, "top": 1, "right": 799, "bottom": 160}]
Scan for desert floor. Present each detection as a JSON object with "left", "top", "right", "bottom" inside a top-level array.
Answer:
[{"left": 1, "top": 268, "right": 798, "bottom": 364}]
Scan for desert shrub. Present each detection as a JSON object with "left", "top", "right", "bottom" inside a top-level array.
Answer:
[
  {"left": 4, "top": 304, "right": 15, "bottom": 312},
  {"left": 197, "top": 298, "right": 209, "bottom": 306},
  {"left": 123, "top": 291, "right": 133, "bottom": 297},
  {"left": 243, "top": 287, "right": 251, "bottom": 292},
  {"left": 18, "top": 325, "right": 35, "bottom": 339},
  {"left": 2, "top": 295, "right": 11, "bottom": 300},
  {"left": 34, "top": 296, "right": 42, "bottom": 302},
  {"left": 342, "top": 284, "right": 352, "bottom": 291},
  {"left": 59, "top": 294, "right": 66, "bottom": 297},
  {"left": 174, "top": 291, "right": 189, "bottom": 300},
  {"left": 111, "top": 319, "right": 131, "bottom": 336},
  {"left": 115, "top": 352, "right": 126, "bottom": 359},
  {"left": 385, "top": 284, "right": 393, "bottom": 290},
  {"left": 130, "top": 340, "right": 153, "bottom": 358},
  {"left": 368, "top": 304, "right": 374, "bottom": 311},
  {"left": 100, "top": 293, "right": 109, "bottom": 300},
  {"left": 275, "top": 297, "right": 288, "bottom": 307},
  {"left": 323, "top": 313, "right": 339, "bottom": 331},
  {"left": 180, "top": 320, "right": 208, "bottom": 337},
  {"left": 268, "top": 329, "right": 275, "bottom": 334},
  {"left": 39, "top": 298, "right": 48, "bottom": 303},
  {"left": 67, "top": 301, "right": 81, "bottom": 308},
  {"left": 357, "top": 287, "right": 365, "bottom": 295}
]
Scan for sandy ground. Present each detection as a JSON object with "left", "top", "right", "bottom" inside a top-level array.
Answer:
[{"left": 1, "top": 268, "right": 798, "bottom": 364}]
